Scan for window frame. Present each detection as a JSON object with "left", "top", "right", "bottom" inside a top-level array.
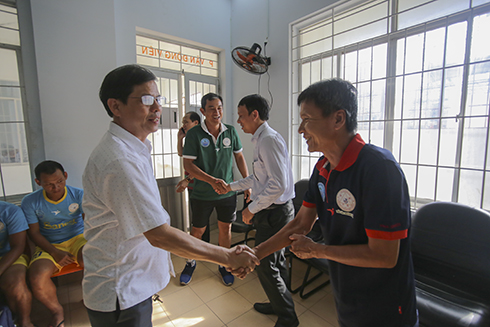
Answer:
[
  {"left": 290, "top": 0, "right": 490, "bottom": 211},
  {"left": 0, "top": 0, "right": 40, "bottom": 203},
  {"left": 136, "top": 33, "right": 220, "bottom": 180}
]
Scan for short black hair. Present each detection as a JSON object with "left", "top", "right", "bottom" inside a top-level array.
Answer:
[
  {"left": 297, "top": 78, "right": 358, "bottom": 133},
  {"left": 187, "top": 111, "right": 201, "bottom": 124},
  {"left": 34, "top": 160, "right": 65, "bottom": 180},
  {"left": 201, "top": 93, "right": 223, "bottom": 110},
  {"left": 238, "top": 94, "right": 270, "bottom": 121},
  {"left": 99, "top": 64, "right": 157, "bottom": 117}
]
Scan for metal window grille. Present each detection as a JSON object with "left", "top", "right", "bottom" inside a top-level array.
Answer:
[
  {"left": 0, "top": 2, "right": 33, "bottom": 201},
  {"left": 136, "top": 34, "right": 219, "bottom": 178},
  {"left": 290, "top": 0, "right": 490, "bottom": 210}
]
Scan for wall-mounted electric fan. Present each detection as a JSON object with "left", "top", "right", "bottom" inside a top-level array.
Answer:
[{"left": 231, "top": 43, "right": 271, "bottom": 75}]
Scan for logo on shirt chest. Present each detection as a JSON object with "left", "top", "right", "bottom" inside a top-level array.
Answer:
[
  {"left": 69, "top": 203, "right": 79, "bottom": 213},
  {"left": 200, "top": 138, "right": 210, "bottom": 147},
  {"left": 336, "top": 188, "right": 356, "bottom": 218},
  {"left": 317, "top": 182, "right": 326, "bottom": 202},
  {"left": 222, "top": 137, "right": 231, "bottom": 148}
]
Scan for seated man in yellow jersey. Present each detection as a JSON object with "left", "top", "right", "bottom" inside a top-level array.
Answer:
[
  {"left": 21, "top": 160, "right": 85, "bottom": 327},
  {"left": 0, "top": 201, "right": 35, "bottom": 327}
]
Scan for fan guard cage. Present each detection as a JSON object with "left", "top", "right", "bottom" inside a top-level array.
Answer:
[{"left": 232, "top": 45, "right": 269, "bottom": 75}]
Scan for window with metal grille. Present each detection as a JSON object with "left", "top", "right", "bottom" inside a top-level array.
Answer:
[
  {"left": 291, "top": 0, "right": 490, "bottom": 210},
  {"left": 136, "top": 34, "right": 219, "bottom": 179},
  {"left": 0, "top": 2, "right": 33, "bottom": 201}
]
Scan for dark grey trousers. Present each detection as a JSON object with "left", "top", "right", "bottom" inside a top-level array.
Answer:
[
  {"left": 254, "top": 200, "right": 298, "bottom": 325},
  {"left": 86, "top": 297, "right": 153, "bottom": 327}
]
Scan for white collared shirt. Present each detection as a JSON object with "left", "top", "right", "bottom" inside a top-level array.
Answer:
[
  {"left": 230, "top": 122, "right": 294, "bottom": 214},
  {"left": 82, "top": 122, "right": 174, "bottom": 312}
]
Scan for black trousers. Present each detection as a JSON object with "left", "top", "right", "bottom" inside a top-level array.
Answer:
[
  {"left": 86, "top": 297, "right": 153, "bottom": 327},
  {"left": 254, "top": 200, "right": 297, "bottom": 324}
]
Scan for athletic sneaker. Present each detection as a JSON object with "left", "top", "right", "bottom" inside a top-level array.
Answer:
[
  {"left": 180, "top": 260, "right": 196, "bottom": 285},
  {"left": 218, "top": 265, "right": 234, "bottom": 286}
]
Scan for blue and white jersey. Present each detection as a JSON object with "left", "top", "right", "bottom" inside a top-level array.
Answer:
[
  {"left": 21, "top": 185, "right": 84, "bottom": 244},
  {"left": 0, "top": 201, "right": 29, "bottom": 257}
]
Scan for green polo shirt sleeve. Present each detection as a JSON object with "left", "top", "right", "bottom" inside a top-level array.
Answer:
[
  {"left": 229, "top": 125, "right": 243, "bottom": 153},
  {"left": 182, "top": 124, "right": 200, "bottom": 159}
]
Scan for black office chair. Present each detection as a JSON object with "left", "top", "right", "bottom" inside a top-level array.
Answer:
[
  {"left": 292, "top": 179, "right": 309, "bottom": 215},
  {"left": 231, "top": 191, "right": 255, "bottom": 247},
  {"left": 411, "top": 201, "right": 490, "bottom": 327},
  {"left": 287, "top": 179, "right": 331, "bottom": 299}
]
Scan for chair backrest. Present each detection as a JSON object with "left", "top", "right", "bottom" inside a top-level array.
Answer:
[
  {"left": 292, "top": 179, "right": 324, "bottom": 242},
  {"left": 231, "top": 191, "right": 254, "bottom": 233},
  {"left": 293, "top": 179, "right": 309, "bottom": 215},
  {"left": 411, "top": 201, "right": 490, "bottom": 301}
]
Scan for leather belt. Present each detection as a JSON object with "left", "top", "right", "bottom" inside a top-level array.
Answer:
[{"left": 264, "top": 199, "right": 291, "bottom": 210}]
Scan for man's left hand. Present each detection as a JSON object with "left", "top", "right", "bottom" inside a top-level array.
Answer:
[
  {"left": 289, "top": 234, "right": 317, "bottom": 260},
  {"left": 175, "top": 179, "right": 188, "bottom": 193},
  {"left": 244, "top": 189, "right": 251, "bottom": 202},
  {"left": 52, "top": 249, "right": 75, "bottom": 267},
  {"left": 241, "top": 207, "right": 254, "bottom": 225}
]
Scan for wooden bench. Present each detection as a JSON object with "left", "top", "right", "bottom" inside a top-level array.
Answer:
[{"left": 51, "top": 263, "right": 82, "bottom": 278}]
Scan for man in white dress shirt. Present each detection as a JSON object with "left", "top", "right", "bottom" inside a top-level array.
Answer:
[
  {"left": 82, "top": 64, "right": 259, "bottom": 327},
  {"left": 217, "top": 94, "right": 298, "bottom": 327}
]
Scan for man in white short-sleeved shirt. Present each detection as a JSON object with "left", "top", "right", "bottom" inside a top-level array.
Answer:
[{"left": 82, "top": 64, "right": 260, "bottom": 327}]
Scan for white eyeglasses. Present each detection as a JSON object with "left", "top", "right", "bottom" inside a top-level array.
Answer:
[{"left": 129, "top": 95, "right": 166, "bottom": 106}]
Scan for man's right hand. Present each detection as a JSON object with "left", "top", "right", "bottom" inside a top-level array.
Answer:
[
  {"left": 52, "top": 249, "right": 75, "bottom": 267},
  {"left": 215, "top": 179, "right": 231, "bottom": 195},
  {"left": 226, "top": 245, "right": 260, "bottom": 279},
  {"left": 178, "top": 127, "right": 186, "bottom": 139},
  {"left": 226, "top": 245, "right": 259, "bottom": 279}
]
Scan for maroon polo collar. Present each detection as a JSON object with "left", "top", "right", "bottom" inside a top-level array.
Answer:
[{"left": 316, "top": 134, "right": 366, "bottom": 176}]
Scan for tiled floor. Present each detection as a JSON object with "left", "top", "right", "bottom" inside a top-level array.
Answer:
[{"left": 31, "top": 229, "right": 339, "bottom": 327}]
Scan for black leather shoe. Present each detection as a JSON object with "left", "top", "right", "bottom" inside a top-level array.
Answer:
[
  {"left": 253, "top": 302, "right": 275, "bottom": 315},
  {"left": 274, "top": 317, "right": 299, "bottom": 327}
]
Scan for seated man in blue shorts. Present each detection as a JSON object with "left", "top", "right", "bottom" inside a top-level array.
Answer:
[
  {"left": 0, "top": 201, "right": 34, "bottom": 327},
  {"left": 21, "top": 160, "right": 85, "bottom": 327}
]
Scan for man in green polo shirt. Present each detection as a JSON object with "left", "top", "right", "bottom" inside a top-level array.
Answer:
[{"left": 180, "top": 92, "right": 249, "bottom": 286}]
